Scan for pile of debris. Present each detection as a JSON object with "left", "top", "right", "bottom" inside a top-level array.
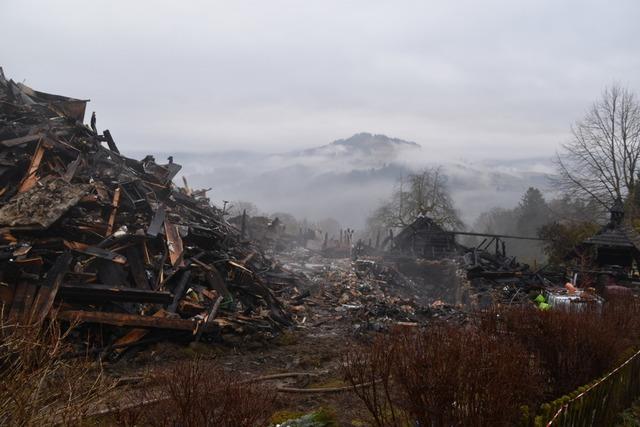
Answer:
[
  {"left": 348, "top": 259, "right": 466, "bottom": 328},
  {"left": 461, "top": 239, "right": 555, "bottom": 307},
  {"left": 277, "top": 249, "right": 466, "bottom": 331},
  {"left": 0, "top": 68, "right": 295, "bottom": 352}
]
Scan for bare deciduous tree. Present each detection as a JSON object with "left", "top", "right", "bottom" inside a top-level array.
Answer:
[
  {"left": 367, "top": 167, "right": 462, "bottom": 232},
  {"left": 555, "top": 84, "right": 640, "bottom": 208}
]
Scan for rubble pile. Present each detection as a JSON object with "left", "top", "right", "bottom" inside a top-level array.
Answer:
[
  {"left": 462, "top": 244, "right": 553, "bottom": 307},
  {"left": 385, "top": 255, "right": 467, "bottom": 305},
  {"left": 278, "top": 250, "right": 466, "bottom": 330},
  {"left": 0, "top": 68, "right": 295, "bottom": 351}
]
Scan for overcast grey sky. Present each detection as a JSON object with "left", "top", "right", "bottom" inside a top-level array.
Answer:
[{"left": 2, "top": 0, "right": 640, "bottom": 159}]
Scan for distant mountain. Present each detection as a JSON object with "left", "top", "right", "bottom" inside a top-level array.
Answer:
[
  {"left": 127, "top": 133, "right": 555, "bottom": 229},
  {"left": 294, "top": 132, "right": 420, "bottom": 160},
  {"left": 271, "top": 132, "right": 422, "bottom": 171}
]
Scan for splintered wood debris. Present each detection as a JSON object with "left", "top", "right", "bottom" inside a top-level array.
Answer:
[{"left": 0, "top": 67, "right": 299, "bottom": 354}]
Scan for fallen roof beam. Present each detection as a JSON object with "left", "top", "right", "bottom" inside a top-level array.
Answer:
[
  {"left": 56, "top": 310, "right": 216, "bottom": 332},
  {"left": 64, "top": 240, "right": 127, "bottom": 264},
  {"left": 446, "top": 230, "right": 548, "bottom": 241},
  {"left": 59, "top": 284, "right": 173, "bottom": 304},
  {"left": 31, "top": 252, "right": 73, "bottom": 324},
  {"left": 0, "top": 133, "right": 43, "bottom": 148}
]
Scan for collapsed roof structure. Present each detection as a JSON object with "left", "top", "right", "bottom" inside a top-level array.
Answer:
[{"left": 392, "top": 215, "right": 459, "bottom": 259}]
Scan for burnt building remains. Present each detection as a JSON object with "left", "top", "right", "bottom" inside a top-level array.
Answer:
[{"left": 392, "top": 215, "right": 458, "bottom": 259}]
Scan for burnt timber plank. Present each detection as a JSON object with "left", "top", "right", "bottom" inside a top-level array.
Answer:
[
  {"left": 31, "top": 252, "right": 72, "bottom": 324},
  {"left": 167, "top": 269, "right": 191, "bottom": 313},
  {"left": 153, "top": 248, "right": 168, "bottom": 290},
  {"left": 96, "top": 259, "right": 127, "bottom": 288},
  {"left": 204, "top": 269, "right": 232, "bottom": 299},
  {"left": 64, "top": 240, "right": 127, "bottom": 264},
  {"left": 195, "top": 295, "right": 223, "bottom": 341},
  {"left": 146, "top": 204, "right": 166, "bottom": 237},
  {"left": 165, "top": 163, "right": 181, "bottom": 182},
  {"left": 192, "top": 259, "right": 232, "bottom": 299},
  {"left": 59, "top": 283, "right": 173, "bottom": 304},
  {"left": 17, "top": 141, "right": 46, "bottom": 193},
  {"left": 110, "top": 309, "right": 169, "bottom": 357},
  {"left": 126, "top": 246, "right": 150, "bottom": 289},
  {"left": 0, "top": 133, "right": 43, "bottom": 148},
  {"left": 56, "top": 310, "right": 214, "bottom": 332},
  {"left": 106, "top": 186, "right": 121, "bottom": 236},
  {"left": 102, "top": 130, "right": 120, "bottom": 154},
  {"left": 63, "top": 153, "right": 82, "bottom": 182},
  {"left": 164, "top": 220, "right": 184, "bottom": 267}
]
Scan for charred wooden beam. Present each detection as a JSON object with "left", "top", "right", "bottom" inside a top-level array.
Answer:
[
  {"left": 146, "top": 204, "right": 166, "bottom": 237},
  {"left": 167, "top": 269, "right": 191, "bottom": 312},
  {"left": 31, "top": 252, "right": 73, "bottom": 324},
  {"left": 106, "top": 186, "right": 121, "bottom": 236},
  {"left": 17, "top": 141, "right": 46, "bottom": 193},
  {"left": 164, "top": 220, "right": 184, "bottom": 267},
  {"left": 102, "top": 130, "right": 120, "bottom": 154},
  {"left": 195, "top": 295, "right": 223, "bottom": 341},
  {"left": 126, "top": 246, "right": 150, "bottom": 290},
  {"left": 447, "top": 230, "right": 547, "bottom": 241},
  {"left": 64, "top": 240, "right": 127, "bottom": 264},
  {"left": 56, "top": 310, "right": 215, "bottom": 332},
  {"left": 0, "top": 133, "right": 43, "bottom": 148},
  {"left": 59, "top": 283, "right": 173, "bottom": 304}
]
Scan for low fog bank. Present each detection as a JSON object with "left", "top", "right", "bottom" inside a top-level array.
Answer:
[{"left": 124, "top": 133, "right": 556, "bottom": 231}]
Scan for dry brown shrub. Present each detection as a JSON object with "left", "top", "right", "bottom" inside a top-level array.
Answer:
[
  {"left": 343, "top": 334, "right": 408, "bottom": 427},
  {"left": 479, "top": 302, "right": 636, "bottom": 396},
  {"left": 602, "top": 296, "right": 640, "bottom": 344},
  {"left": 0, "top": 316, "right": 114, "bottom": 426},
  {"left": 113, "top": 359, "right": 276, "bottom": 427},
  {"left": 344, "top": 324, "right": 544, "bottom": 427}
]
